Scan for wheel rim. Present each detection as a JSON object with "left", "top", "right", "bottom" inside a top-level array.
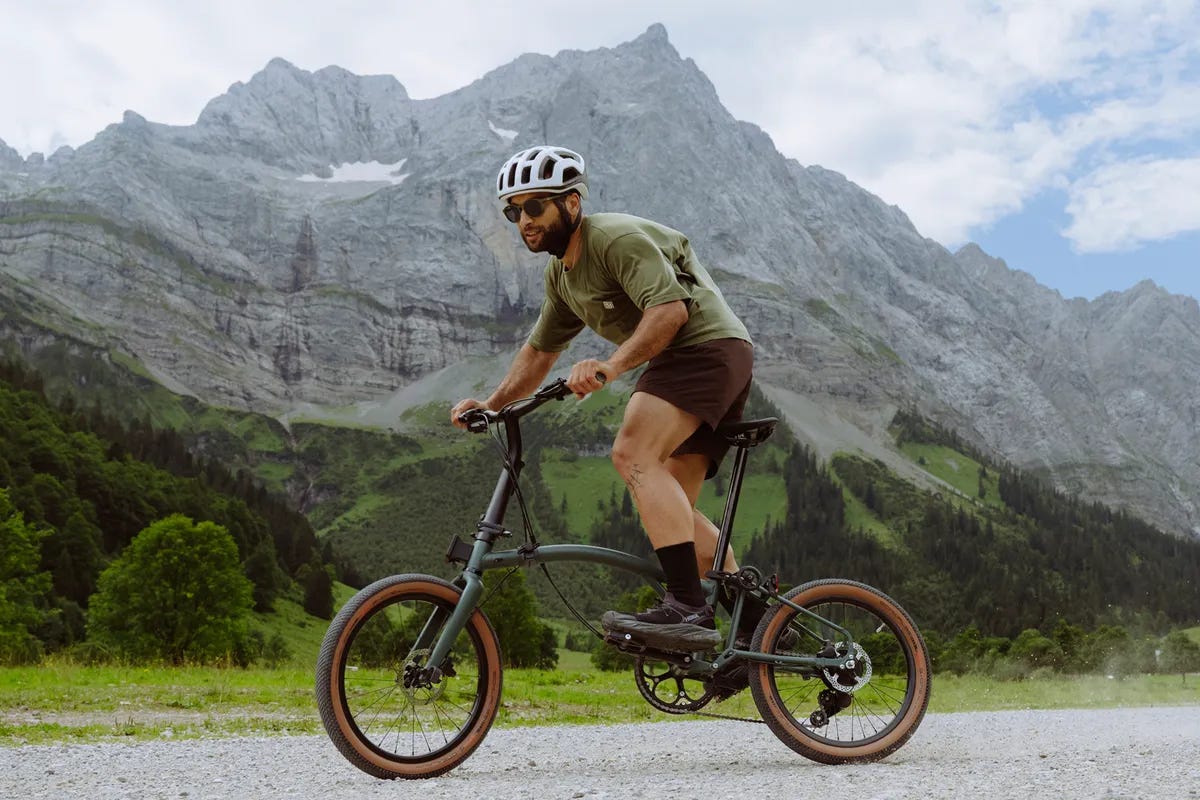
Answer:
[
  {"left": 338, "top": 590, "right": 489, "bottom": 762},
  {"left": 767, "top": 598, "right": 917, "bottom": 748}
]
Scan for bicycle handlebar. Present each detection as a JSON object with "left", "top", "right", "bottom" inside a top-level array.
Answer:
[{"left": 457, "top": 373, "right": 606, "bottom": 433}]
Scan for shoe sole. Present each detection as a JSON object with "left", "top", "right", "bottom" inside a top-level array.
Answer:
[{"left": 601, "top": 611, "right": 723, "bottom": 649}]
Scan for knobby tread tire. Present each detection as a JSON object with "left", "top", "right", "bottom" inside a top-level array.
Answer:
[
  {"left": 749, "top": 578, "right": 931, "bottom": 764},
  {"left": 315, "top": 573, "right": 503, "bottom": 779}
]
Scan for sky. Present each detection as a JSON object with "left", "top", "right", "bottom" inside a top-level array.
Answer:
[{"left": 1, "top": 0, "right": 1198, "bottom": 302}]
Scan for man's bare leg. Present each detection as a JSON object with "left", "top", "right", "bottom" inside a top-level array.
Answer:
[
  {"left": 609, "top": 392, "right": 704, "bottom": 549},
  {"left": 665, "top": 454, "right": 738, "bottom": 575},
  {"left": 666, "top": 452, "right": 769, "bottom": 639}
]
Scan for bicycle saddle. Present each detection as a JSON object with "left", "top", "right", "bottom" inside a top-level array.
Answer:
[{"left": 715, "top": 417, "right": 777, "bottom": 447}]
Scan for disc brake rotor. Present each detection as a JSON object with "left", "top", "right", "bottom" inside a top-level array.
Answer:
[{"left": 821, "top": 642, "right": 872, "bottom": 693}]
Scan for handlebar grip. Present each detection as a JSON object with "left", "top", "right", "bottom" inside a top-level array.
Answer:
[{"left": 458, "top": 409, "right": 490, "bottom": 433}]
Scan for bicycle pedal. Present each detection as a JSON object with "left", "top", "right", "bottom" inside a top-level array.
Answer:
[
  {"left": 605, "top": 630, "right": 649, "bottom": 653},
  {"left": 604, "top": 631, "right": 695, "bottom": 660}
]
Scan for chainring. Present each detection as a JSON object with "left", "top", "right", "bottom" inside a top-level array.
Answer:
[{"left": 634, "top": 657, "right": 715, "bottom": 713}]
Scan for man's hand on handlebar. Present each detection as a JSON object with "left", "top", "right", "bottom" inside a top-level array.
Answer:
[
  {"left": 566, "top": 359, "right": 615, "bottom": 399},
  {"left": 450, "top": 365, "right": 613, "bottom": 431},
  {"left": 450, "top": 397, "right": 490, "bottom": 430}
]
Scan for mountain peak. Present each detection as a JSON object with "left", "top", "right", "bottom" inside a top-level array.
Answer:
[
  {"left": 192, "top": 57, "right": 412, "bottom": 171},
  {"left": 266, "top": 56, "right": 300, "bottom": 73},
  {"left": 0, "top": 137, "right": 23, "bottom": 169},
  {"left": 622, "top": 22, "right": 681, "bottom": 59},
  {"left": 637, "top": 22, "right": 670, "bottom": 43}
]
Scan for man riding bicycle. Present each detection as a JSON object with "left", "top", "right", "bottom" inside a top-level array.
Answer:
[{"left": 451, "top": 145, "right": 763, "bottom": 649}]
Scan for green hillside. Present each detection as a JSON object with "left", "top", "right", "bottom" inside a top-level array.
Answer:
[
  {"left": 4, "top": 333, "right": 1198, "bottom": 677},
  {"left": 0, "top": 358, "right": 335, "bottom": 663},
  {"left": 249, "top": 582, "right": 357, "bottom": 666}
]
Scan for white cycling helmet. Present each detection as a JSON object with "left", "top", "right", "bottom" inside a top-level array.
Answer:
[{"left": 496, "top": 146, "right": 588, "bottom": 202}]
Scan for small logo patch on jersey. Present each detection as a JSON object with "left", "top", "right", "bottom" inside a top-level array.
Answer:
[{"left": 602, "top": 301, "right": 615, "bottom": 309}]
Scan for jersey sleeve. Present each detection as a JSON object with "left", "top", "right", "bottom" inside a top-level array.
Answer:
[
  {"left": 526, "top": 281, "right": 585, "bottom": 352},
  {"left": 604, "top": 233, "right": 692, "bottom": 311}
]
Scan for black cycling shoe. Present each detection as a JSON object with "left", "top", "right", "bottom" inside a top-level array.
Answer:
[{"left": 601, "top": 593, "right": 723, "bottom": 650}]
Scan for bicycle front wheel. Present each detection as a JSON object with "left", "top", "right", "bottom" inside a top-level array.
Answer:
[
  {"left": 749, "top": 579, "right": 930, "bottom": 764},
  {"left": 316, "top": 574, "right": 503, "bottom": 779}
]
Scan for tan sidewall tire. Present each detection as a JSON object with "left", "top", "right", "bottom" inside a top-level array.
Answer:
[
  {"left": 317, "top": 574, "right": 503, "bottom": 779},
  {"left": 750, "top": 579, "right": 930, "bottom": 764}
]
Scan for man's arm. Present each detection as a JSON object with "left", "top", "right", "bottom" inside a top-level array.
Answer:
[
  {"left": 565, "top": 300, "right": 688, "bottom": 396},
  {"left": 486, "top": 344, "right": 561, "bottom": 408},
  {"left": 450, "top": 344, "right": 559, "bottom": 428}
]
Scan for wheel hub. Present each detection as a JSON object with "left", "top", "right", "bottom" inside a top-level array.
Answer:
[{"left": 822, "top": 642, "right": 872, "bottom": 693}]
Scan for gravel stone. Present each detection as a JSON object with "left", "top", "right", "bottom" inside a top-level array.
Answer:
[{"left": 2, "top": 707, "right": 1198, "bottom": 800}]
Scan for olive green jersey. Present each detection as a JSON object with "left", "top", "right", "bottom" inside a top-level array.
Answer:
[{"left": 526, "top": 213, "right": 751, "bottom": 353}]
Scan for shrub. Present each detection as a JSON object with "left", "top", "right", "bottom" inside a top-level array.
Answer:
[{"left": 87, "top": 515, "right": 253, "bottom": 664}]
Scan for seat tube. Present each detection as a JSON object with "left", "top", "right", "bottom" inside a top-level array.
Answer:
[{"left": 711, "top": 446, "right": 749, "bottom": 572}]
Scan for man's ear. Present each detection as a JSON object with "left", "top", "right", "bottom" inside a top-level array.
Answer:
[{"left": 566, "top": 192, "right": 582, "bottom": 220}]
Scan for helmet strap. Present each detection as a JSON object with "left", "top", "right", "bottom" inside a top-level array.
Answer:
[{"left": 547, "top": 196, "right": 582, "bottom": 259}]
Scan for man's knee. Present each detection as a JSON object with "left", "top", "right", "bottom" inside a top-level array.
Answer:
[{"left": 610, "top": 435, "right": 643, "bottom": 477}]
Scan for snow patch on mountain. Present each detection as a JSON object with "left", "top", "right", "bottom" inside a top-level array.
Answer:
[{"left": 297, "top": 159, "right": 408, "bottom": 184}]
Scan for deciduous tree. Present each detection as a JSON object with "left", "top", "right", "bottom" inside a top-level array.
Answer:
[{"left": 87, "top": 514, "right": 253, "bottom": 663}]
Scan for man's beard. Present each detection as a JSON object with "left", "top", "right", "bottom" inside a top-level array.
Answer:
[{"left": 521, "top": 213, "right": 573, "bottom": 258}]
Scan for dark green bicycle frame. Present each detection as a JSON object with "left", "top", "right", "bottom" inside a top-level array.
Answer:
[{"left": 420, "top": 390, "right": 857, "bottom": 680}]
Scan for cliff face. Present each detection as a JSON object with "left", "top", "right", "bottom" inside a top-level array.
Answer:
[{"left": 1, "top": 25, "right": 1197, "bottom": 537}]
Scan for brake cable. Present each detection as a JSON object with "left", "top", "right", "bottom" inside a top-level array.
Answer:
[{"left": 483, "top": 414, "right": 606, "bottom": 640}]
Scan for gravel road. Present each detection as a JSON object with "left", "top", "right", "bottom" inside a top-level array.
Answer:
[{"left": 4, "top": 707, "right": 1198, "bottom": 800}]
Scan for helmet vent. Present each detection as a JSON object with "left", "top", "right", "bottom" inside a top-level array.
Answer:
[{"left": 495, "top": 145, "right": 587, "bottom": 201}]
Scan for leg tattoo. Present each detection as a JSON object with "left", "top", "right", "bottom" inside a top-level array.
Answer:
[{"left": 625, "top": 462, "right": 645, "bottom": 501}]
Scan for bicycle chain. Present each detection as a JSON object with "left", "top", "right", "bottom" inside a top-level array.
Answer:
[{"left": 688, "top": 705, "right": 765, "bottom": 724}]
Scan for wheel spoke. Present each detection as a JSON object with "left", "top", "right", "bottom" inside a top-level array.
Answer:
[
  {"left": 318, "top": 577, "right": 501, "bottom": 776},
  {"left": 748, "top": 581, "right": 930, "bottom": 761}
]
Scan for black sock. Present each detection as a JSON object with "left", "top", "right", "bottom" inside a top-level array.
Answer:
[{"left": 655, "top": 542, "right": 706, "bottom": 607}]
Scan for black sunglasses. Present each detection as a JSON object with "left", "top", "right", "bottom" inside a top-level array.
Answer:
[{"left": 502, "top": 194, "right": 565, "bottom": 223}]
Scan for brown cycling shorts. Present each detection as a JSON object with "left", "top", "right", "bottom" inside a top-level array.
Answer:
[{"left": 633, "top": 337, "right": 754, "bottom": 479}]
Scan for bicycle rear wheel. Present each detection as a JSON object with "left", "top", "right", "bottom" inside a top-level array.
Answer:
[
  {"left": 315, "top": 574, "right": 503, "bottom": 779},
  {"left": 749, "top": 579, "right": 930, "bottom": 764}
]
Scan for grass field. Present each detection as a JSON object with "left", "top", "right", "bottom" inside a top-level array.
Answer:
[
  {"left": 2, "top": 659, "right": 1196, "bottom": 747},
  {"left": 897, "top": 441, "right": 1002, "bottom": 506},
  {"left": 542, "top": 450, "right": 788, "bottom": 545}
]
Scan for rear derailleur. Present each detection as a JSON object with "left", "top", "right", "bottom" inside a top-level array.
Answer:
[
  {"left": 807, "top": 640, "right": 868, "bottom": 728},
  {"left": 808, "top": 688, "right": 853, "bottom": 728}
]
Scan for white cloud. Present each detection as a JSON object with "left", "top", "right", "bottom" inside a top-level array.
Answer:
[
  {"left": 731, "top": 1, "right": 1200, "bottom": 245},
  {"left": 1064, "top": 157, "right": 1200, "bottom": 250}
]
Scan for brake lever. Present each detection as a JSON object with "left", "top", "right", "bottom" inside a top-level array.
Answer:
[{"left": 458, "top": 409, "right": 491, "bottom": 433}]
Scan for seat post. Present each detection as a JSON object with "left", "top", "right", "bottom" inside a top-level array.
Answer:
[{"left": 710, "top": 444, "right": 751, "bottom": 573}]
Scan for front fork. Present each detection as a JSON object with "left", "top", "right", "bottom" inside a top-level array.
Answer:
[{"left": 410, "top": 536, "right": 494, "bottom": 685}]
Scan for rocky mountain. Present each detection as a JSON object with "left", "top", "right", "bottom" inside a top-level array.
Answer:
[
  {"left": 0, "top": 139, "right": 23, "bottom": 171},
  {"left": 0, "top": 24, "right": 1197, "bottom": 539}
]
